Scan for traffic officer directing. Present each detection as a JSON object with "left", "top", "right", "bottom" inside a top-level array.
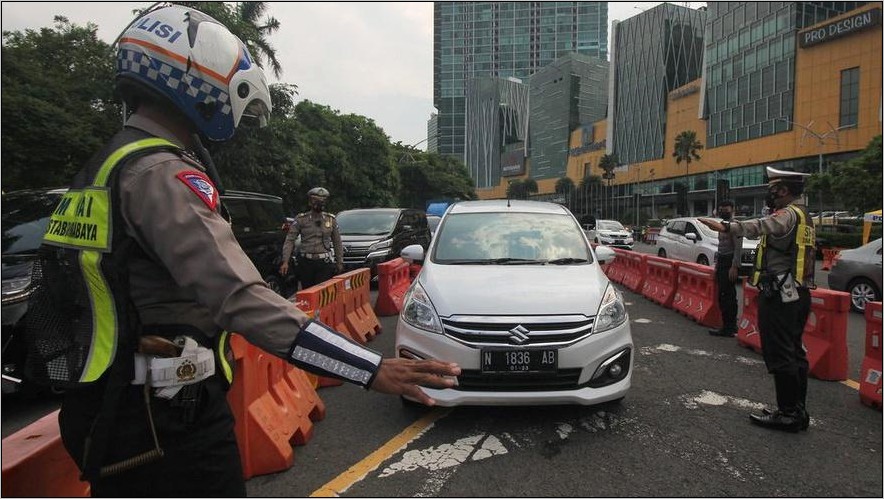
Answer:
[
  {"left": 699, "top": 167, "right": 815, "bottom": 433},
  {"left": 279, "top": 187, "right": 343, "bottom": 289},
  {"left": 32, "top": 5, "right": 460, "bottom": 497},
  {"left": 708, "top": 200, "right": 742, "bottom": 337}
]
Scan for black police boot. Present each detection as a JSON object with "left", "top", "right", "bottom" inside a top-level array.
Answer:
[
  {"left": 761, "top": 407, "right": 810, "bottom": 431},
  {"left": 749, "top": 373, "right": 802, "bottom": 433},
  {"left": 708, "top": 327, "right": 736, "bottom": 337},
  {"left": 797, "top": 366, "right": 810, "bottom": 431}
]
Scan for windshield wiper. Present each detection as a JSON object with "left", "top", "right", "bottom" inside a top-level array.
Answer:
[
  {"left": 487, "top": 258, "right": 545, "bottom": 265},
  {"left": 546, "top": 258, "right": 589, "bottom": 265}
]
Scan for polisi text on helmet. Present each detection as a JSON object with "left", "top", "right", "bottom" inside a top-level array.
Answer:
[{"left": 135, "top": 17, "right": 183, "bottom": 43}]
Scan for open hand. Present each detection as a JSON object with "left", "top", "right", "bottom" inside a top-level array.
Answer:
[
  {"left": 370, "top": 358, "right": 461, "bottom": 406},
  {"left": 279, "top": 261, "right": 289, "bottom": 275}
]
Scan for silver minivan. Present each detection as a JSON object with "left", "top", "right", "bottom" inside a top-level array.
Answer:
[{"left": 395, "top": 200, "right": 632, "bottom": 407}]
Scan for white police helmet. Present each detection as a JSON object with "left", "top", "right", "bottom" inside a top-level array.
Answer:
[
  {"left": 115, "top": 5, "right": 272, "bottom": 141},
  {"left": 308, "top": 187, "right": 330, "bottom": 199}
]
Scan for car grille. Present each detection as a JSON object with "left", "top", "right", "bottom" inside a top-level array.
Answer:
[
  {"left": 457, "top": 368, "right": 583, "bottom": 391},
  {"left": 441, "top": 315, "right": 595, "bottom": 347}
]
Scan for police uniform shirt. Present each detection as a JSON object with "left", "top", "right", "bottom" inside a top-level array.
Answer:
[
  {"left": 717, "top": 228, "right": 743, "bottom": 270},
  {"left": 727, "top": 202, "right": 811, "bottom": 279},
  {"left": 282, "top": 211, "right": 343, "bottom": 266},
  {"left": 117, "top": 114, "right": 308, "bottom": 359}
]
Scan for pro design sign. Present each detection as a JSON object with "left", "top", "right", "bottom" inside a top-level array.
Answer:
[{"left": 799, "top": 8, "right": 880, "bottom": 48}]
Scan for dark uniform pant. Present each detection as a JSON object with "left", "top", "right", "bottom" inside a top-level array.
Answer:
[
  {"left": 298, "top": 258, "right": 335, "bottom": 289},
  {"left": 715, "top": 254, "right": 738, "bottom": 332},
  {"left": 59, "top": 374, "right": 246, "bottom": 497},
  {"left": 757, "top": 286, "right": 812, "bottom": 412}
]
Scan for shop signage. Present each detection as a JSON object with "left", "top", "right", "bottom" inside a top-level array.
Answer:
[
  {"left": 500, "top": 149, "right": 526, "bottom": 176},
  {"left": 799, "top": 8, "right": 881, "bottom": 48},
  {"left": 569, "top": 139, "right": 606, "bottom": 156}
]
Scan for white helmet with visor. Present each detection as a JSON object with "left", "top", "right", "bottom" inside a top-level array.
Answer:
[{"left": 115, "top": 5, "right": 272, "bottom": 141}]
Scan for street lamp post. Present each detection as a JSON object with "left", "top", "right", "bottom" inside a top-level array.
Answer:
[{"left": 776, "top": 118, "right": 853, "bottom": 225}]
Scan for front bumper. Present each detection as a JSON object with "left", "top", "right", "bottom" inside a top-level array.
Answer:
[{"left": 395, "top": 318, "right": 633, "bottom": 406}]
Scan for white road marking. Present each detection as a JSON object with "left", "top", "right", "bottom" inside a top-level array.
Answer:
[
  {"left": 681, "top": 390, "right": 767, "bottom": 411},
  {"left": 633, "top": 318, "right": 653, "bottom": 324},
  {"left": 641, "top": 343, "right": 764, "bottom": 366}
]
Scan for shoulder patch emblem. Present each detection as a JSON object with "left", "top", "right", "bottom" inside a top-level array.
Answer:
[{"left": 175, "top": 170, "right": 218, "bottom": 211}]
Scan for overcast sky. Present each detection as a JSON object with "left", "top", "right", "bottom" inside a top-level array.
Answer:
[{"left": 1, "top": 2, "right": 704, "bottom": 150}]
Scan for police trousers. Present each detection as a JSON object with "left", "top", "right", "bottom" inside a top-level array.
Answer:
[
  {"left": 298, "top": 258, "right": 335, "bottom": 289},
  {"left": 757, "top": 286, "right": 811, "bottom": 376},
  {"left": 715, "top": 254, "right": 738, "bottom": 332},
  {"left": 59, "top": 374, "right": 245, "bottom": 497}
]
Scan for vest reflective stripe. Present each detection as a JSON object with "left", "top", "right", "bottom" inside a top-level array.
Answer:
[
  {"left": 751, "top": 205, "right": 814, "bottom": 287},
  {"left": 79, "top": 250, "right": 118, "bottom": 382},
  {"left": 217, "top": 331, "right": 233, "bottom": 384},
  {"left": 44, "top": 138, "right": 180, "bottom": 383}
]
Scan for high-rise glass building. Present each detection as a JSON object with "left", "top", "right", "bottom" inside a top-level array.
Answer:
[
  {"left": 427, "top": 113, "right": 439, "bottom": 153},
  {"left": 703, "top": 2, "right": 867, "bottom": 148},
  {"left": 434, "top": 2, "right": 608, "bottom": 166},
  {"left": 609, "top": 3, "right": 706, "bottom": 165}
]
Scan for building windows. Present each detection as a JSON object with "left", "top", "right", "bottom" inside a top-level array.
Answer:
[{"left": 840, "top": 67, "right": 860, "bottom": 128}]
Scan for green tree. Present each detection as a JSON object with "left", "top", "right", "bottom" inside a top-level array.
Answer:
[
  {"left": 394, "top": 144, "right": 475, "bottom": 209},
  {"left": 598, "top": 154, "right": 618, "bottom": 218},
  {"left": 555, "top": 176, "right": 575, "bottom": 195},
  {"left": 1, "top": 17, "right": 120, "bottom": 190},
  {"left": 506, "top": 178, "right": 537, "bottom": 200},
  {"left": 828, "top": 135, "right": 882, "bottom": 213},
  {"left": 673, "top": 130, "right": 703, "bottom": 216}
]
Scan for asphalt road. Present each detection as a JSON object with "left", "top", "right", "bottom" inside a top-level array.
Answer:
[{"left": 3, "top": 263, "right": 881, "bottom": 497}]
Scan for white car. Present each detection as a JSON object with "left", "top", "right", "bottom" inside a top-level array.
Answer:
[
  {"left": 656, "top": 217, "right": 759, "bottom": 274},
  {"left": 586, "top": 219, "right": 634, "bottom": 250},
  {"left": 395, "top": 200, "right": 633, "bottom": 407}
]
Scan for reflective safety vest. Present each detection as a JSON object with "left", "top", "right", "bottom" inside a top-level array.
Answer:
[
  {"left": 751, "top": 204, "right": 816, "bottom": 287},
  {"left": 25, "top": 130, "right": 182, "bottom": 387}
]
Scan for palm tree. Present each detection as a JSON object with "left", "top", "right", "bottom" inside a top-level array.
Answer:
[
  {"left": 578, "top": 174, "right": 603, "bottom": 218},
  {"left": 555, "top": 176, "right": 575, "bottom": 209},
  {"left": 598, "top": 154, "right": 618, "bottom": 218},
  {"left": 673, "top": 130, "right": 703, "bottom": 216},
  {"left": 175, "top": 2, "right": 283, "bottom": 78}
]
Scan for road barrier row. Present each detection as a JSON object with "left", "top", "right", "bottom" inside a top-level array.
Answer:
[
  {"left": 375, "top": 258, "right": 413, "bottom": 316},
  {"left": 641, "top": 255, "right": 680, "bottom": 309},
  {"left": 860, "top": 302, "right": 883, "bottom": 409},
  {"left": 821, "top": 247, "right": 845, "bottom": 271}
]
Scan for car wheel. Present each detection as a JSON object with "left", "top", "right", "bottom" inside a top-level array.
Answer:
[
  {"left": 697, "top": 254, "right": 710, "bottom": 266},
  {"left": 848, "top": 277, "right": 880, "bottom": 313},
  {"left": 657, "top": 248, "right": 667, "bottom": 258}
]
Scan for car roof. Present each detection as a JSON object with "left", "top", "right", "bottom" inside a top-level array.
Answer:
[
  {"left": 448, "top": 199, "right": 570, "bottom": 215},
  {"left": 338, "top": 208, "right": 412, "bottom": 214}
]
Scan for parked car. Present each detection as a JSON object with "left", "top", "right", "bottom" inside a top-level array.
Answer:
[
  {"left": 1, "top": 187, "right": 291, "bottom": 394},
  {"left": 656, "top": 217, "right": 759, "bottom": 274},
  {"left": 827, "top": 238, "right": 883, "bottom": 313},
  {"left": 337, "top": 208, "right": 431, "bottom": 278},
  {"left": 395, "top": 199, "right": 632, "bottom": 407},
  {"left": 585, "top": 219, "right": 635, "bottom": 250}
]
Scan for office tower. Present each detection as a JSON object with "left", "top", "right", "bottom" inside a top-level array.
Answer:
[{"left": 427, "top": 113, "right": 439, "bottom": 153}]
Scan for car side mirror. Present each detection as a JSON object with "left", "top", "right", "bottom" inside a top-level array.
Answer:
[
  {"left": 400, "top": 244, "right": 425, "bottom": 264},
  {"left": 685, "top": 233, "right": 697, "bottom": 241},
  {"left": 595, "top": 245, "right": 616, "bottom": 264}
]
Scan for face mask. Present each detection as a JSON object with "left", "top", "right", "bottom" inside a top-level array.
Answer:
[
  {"left": 765, "top": 190, "right": 779, "bottom": 210},
  {"left": 720, "top": 212, "right": 732, "bottom": 221},
  {"left": 311, "top": 201, "right": 325, "bottom": 212}
]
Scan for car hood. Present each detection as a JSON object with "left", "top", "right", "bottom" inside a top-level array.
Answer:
[
  {"left": 2, "top": 255, "right": 35, "bottom": 280},
  {"left": 418, "top": 263, "right": 608, "bottom": 316},
  {"left": 597, "top": 230, "right": 632, "bottom": 238},
  {"left": 340, "top": 234, "right": 389, "bottom": 246}
]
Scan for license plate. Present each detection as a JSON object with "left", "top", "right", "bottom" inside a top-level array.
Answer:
[{"left": 481, "top": 349, "right": 558, "bottom": 373}]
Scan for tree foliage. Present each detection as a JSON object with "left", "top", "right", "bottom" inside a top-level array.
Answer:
[
  {"left": 673, "top": 130, "right": 703, "bottom": 168},
  {"left": 598, "top": 153, "right": 618, "bottom": 181},
  {"left": 394, "top": 144, "right": 476, "bottom": 209},
  {"left": 506, "top": 178, "right": 538, "bottom": 200},
  {"left": 1, "top": 17, "right": 121, "bottom": 190},
  {"left": 555, "top": 177, "right": 575, "bottom": 195},
  {"left": 808, "top": 135, "right": 882, "bottom": 214}
]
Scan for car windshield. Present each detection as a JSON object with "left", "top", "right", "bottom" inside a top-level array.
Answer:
[
  {"left": 336, "top": 211, "right": 398, "bottom": 236},
  {"left": 433, "top": 211, "right": 591, "bottom": 264},
  {"left": 2, "top": 191, "right": 64, "bottom": 256},
  {"left": 597, "top": 220, "right": 624, "bottom": 231}
]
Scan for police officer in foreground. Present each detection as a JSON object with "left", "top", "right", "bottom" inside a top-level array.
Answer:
[
  {"left": 27, "top": 6, "right": 460, "bottom": 496},
  {"left": 708, "top": 200, "right": 742, "bottom": 337},
  {"left": 699, "top": 167, "right": 815, "bottom": 433},
  {"left": 280, "top": 187, "right": 343, "bottom": 289}
]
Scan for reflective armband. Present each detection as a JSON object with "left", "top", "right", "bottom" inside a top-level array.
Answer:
[{"left": 288, "top": 319, "right": 382, "bottom": 388}]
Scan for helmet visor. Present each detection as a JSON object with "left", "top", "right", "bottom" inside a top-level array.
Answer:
[{"left": 241, "top": 99, "right": 270, "bottom": 127}]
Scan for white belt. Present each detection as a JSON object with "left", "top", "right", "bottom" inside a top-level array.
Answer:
[
  {"left": 132, "top": 337, "right": 215, "bottom": 399},
  {"left": 303, "top": 252, "right": 332, "bottom": 260}
]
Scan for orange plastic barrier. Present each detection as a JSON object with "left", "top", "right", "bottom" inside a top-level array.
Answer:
[
  {"left": 736, "top": 286, "right": 851, "bottom": 381},
  {"left": 227, "top": 334, "right": 326, "bottom": 479},
  {"left": 641, "top": 255, "right": 680, "bottom": 309},
  {"left": 375, "top": 258, "right": 412, "bottom": 316},
  {"left": 672, "top": 262, "right": 722, "bottom": 329},
  {"left": 620, "top": 251, "right": 647, "bottom": 293},
  {"left": 643, "top": 227, "right": 661, "bottom": 244},
  {"left": 1, "top": 410, "right": 90, "bottom": 497},
  {"left": 821, "top": 247, "right": 845, "bottom": 271},
  {"left": 803, "top": 288, "right": 850, "bottom": 381},
  {"left": 737, "top": 283, "right": 762, "bottom": 353},
  {"left": 860, "top": 302, "right": 883, "bottom": 409},
  {"left": 336, "top": 268, "right": 382, "bottom": 344},
  {"left": 602, "top": 248, "right": 630, "bottom": 285}
]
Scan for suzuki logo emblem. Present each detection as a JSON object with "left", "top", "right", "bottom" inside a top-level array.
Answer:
[{"left": 508, "top": 325, "right": 530, "bottom": 344}]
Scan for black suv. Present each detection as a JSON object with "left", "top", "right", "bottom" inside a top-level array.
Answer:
[
  {"left": 1, "top": 188, "right": 291, "bottom": 393},
  {"left": 337, "top": 208, "right": 431, "bottom": 277}
]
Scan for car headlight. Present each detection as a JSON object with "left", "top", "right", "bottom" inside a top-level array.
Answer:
[
  {"left": 401, "top": 282, "right": 442, "bottom": 334},
  {"left": 1, "top": 275, "right": 33, "bottom": 304},
  {"left": 594, "top": 284, "right": 627, "bottom": 333},
  {"left": 369, "top": 239, "right": 393, "bottom": 251}
]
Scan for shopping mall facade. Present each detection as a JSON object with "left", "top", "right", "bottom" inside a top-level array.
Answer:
[{"left": 475, "top": 2, "right": 882, "bottom": 222}]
